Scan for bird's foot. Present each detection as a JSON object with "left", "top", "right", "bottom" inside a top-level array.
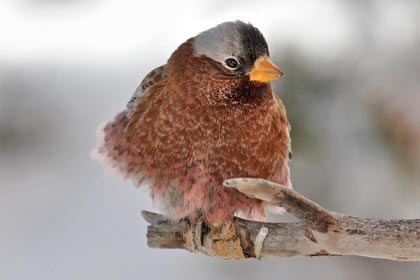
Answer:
[
  {"left": 185, "top": 218, "right": 245, "bottom": 259},
  {"left": 184, "top": 217, "right": 212, "bottom": 255}
]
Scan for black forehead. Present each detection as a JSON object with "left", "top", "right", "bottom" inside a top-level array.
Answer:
[
  {"left": 236, "top": 22, "right": 269, "bottom": 59},
  {"left": 193, "top": 21, "right": 270, "bottom": 64}
]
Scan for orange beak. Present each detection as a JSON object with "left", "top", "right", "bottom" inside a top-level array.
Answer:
[{"left": 249, "top": 56, "right": 285, "bottom": 83}]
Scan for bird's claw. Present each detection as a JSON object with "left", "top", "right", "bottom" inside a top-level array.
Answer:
[
  {"left": 184, "top": 217, "right": 209, "bottom": 255},
  {"left": 193, "top": 217, "right": 211, "bottom": 252}
]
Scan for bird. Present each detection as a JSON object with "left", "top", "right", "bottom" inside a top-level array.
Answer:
[{"left": 94, "top": 21, "right": 291, "bottom": 230}]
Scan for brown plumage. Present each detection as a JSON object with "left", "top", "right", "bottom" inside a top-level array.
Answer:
[{"left": 94, "top": 21, "right": 291, "bottom": 226}]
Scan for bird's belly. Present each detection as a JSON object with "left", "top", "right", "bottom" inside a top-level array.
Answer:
[
  {"left": 149, "top": 139, "right": 289, "bottom": 223},
  {"left": 98, "top": 106, "right": 289, "bottom": 224}
]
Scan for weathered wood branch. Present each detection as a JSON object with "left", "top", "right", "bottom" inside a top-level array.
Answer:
[{"left": 142, "top": 178, "right": 420, "bottom": 261}]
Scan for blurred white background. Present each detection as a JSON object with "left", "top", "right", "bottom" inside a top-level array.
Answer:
[{"left": 1, "top": 0, "right": 420, "bottom": 279}]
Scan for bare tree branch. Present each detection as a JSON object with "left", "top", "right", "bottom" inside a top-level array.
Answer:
[{"left": 142, "top": 178, "right": 420, "bottom": 261}]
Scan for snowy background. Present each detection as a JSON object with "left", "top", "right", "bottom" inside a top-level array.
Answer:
[{"left": 1, "top": 0, "right": 420, "bottom": 279}]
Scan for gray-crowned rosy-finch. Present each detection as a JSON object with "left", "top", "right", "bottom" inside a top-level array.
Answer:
[{"left": 93, "top": 21, "right": 291, "bottom": 228}]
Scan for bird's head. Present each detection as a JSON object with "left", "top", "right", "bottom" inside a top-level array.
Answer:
[
  {"left": 193, "top": 21, "right": 284, "bottom": 84},
  {"left": 167, "top": 21, "right": 284, "bottom": 106}
]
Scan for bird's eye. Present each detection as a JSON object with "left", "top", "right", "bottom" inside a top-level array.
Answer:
[{"left": 224, "top": 57, "right": 240, "bottom": 70}]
